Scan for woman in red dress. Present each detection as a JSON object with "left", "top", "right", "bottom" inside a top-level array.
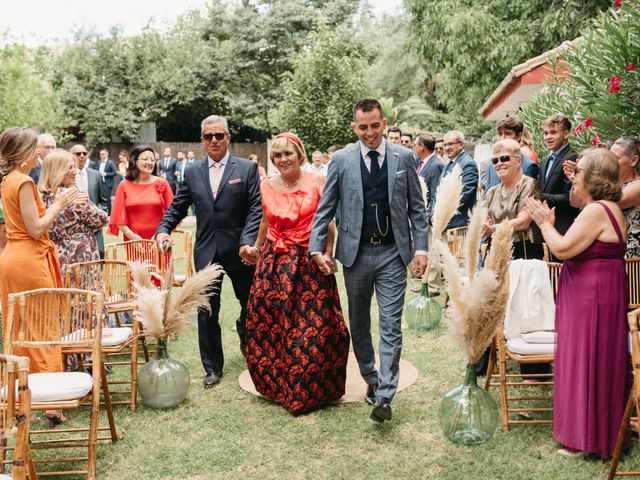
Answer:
[
  {"left": 108, "top": 145, "right": 174, "bottom": 241},
  {"left": 244, "top": 133, "right": 350, "bottom": 414}
]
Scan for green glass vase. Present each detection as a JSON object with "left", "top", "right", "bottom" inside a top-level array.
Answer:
[
  {"left": 137, "top": 339, "right": 190, "bottom": 408},
  {"left": 405, "top": 282, "right": 442, "bottom": 332},
  {"left": 439, "top": 364, "right": 499, "bottom": 445}
]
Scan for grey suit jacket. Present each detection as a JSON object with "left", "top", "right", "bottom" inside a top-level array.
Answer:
[
  {"left": 309, "top": 141, "right": 429, "bottom": 268},
  {"left": 86, "top": 168, "right": 108, "bottom": 255}
]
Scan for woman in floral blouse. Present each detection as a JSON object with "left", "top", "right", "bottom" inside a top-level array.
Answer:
[{"left": 39, "top": 149, "right": 108, "bottom": 277}]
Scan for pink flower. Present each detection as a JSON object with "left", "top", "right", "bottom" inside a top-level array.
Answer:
[
  {"left": 614, "top": 0, "right": 622, "bottom": 7},
  {"left": 596, "top": 131, "right": 602, "bottom": 137},
  {"left": 591, "top": 138, "right": 599, "bottom": 147},
  {"left": 575, "top": 124, "right": 584, "bottom": 134},
  {"left": 584, "top": 117, "right": 593, "bottom": 128},
  {"left": 627, "top": 63, "right": 635, "bottom": 71}
]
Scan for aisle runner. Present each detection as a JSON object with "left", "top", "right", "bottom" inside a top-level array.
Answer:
[{"left": 238, "top": 352, "right": 419, "bottom": 404}]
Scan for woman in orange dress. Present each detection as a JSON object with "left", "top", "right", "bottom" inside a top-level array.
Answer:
[
  {"left": 244, "top": 133, "right": 350, "bottom": 414},
  {"left": 108, "top": 145, "right": 174, "bottom": 241},
  {"left": 0, "top": 127, "right": 79, "bottom": 375}
]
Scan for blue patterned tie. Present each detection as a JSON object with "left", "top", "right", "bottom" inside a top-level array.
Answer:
[{"left": 545, "top": 153, "right": 556, "bottom": 181}]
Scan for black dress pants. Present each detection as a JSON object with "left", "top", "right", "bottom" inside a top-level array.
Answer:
[{"left": 197, "top": 266, "right": 255, "bottom": 374}]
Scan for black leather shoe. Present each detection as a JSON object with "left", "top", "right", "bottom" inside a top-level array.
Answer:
[
  {"left": 203, "top": 371, "right": 223, "bottom": 389},
  {"left": 370, "top": 398, "right": 392, "bottom": 423},
  {"left": 365, "top": 381, "right": 379, "bottom": 406}
]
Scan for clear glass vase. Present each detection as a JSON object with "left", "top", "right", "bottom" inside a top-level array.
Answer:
[
  {"left": 137, "top": 339, "right": 190, "bottom": 408},
  {"left": 439, "top": 363, "right": 499, "bottom": 445},
  {"left": 405, "top": 282, "right": 442, "bottom": 332}
]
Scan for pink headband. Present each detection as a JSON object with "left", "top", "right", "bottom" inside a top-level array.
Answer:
[{"left": 274, "top": 132, "right": 304, "bottom": 149}]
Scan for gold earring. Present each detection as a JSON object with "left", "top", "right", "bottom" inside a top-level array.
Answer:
[{"left": 21, "top": 161, "right": 27, "bottom": 168}]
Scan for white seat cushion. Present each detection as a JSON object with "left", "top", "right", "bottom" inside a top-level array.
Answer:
[
  {"left": 506, "top": 338, "right": 555, "bottom": 355},
  {"left": 174, "top": 274, "right": 186, "bottom": 283},
  {"left": 102, "top": 327, "right": 132, "bottom": 346},
  {"left": 29, "top": 372, "right": 93, "bottom": 402},
  {"left": 61, "top": 327, "right": 132, "bottom": 347},
  {"left": 0, "top": 473, "right": 12, "bottom": 479},
  {"left": 521, "top": 330, "right": 556, "bottom": 344}
]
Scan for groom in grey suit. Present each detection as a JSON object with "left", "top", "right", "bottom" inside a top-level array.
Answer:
[{"left": 309, "top": 98, "right": 429, "bottom": 422}]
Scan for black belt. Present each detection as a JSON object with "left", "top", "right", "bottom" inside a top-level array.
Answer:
[{"left": 361, "top": 234, "right": 393, "bottom": 245}]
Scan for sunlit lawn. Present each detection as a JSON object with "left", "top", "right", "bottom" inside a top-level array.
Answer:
[{"left": 28, "top": 224, "right": 640, "bottom": 479}]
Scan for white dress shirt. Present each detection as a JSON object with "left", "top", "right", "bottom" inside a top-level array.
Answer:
[{"left": 76, "top": 165, "right": 89, "bottom": 192}]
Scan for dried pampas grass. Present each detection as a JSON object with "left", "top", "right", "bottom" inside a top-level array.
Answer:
[
  {"left": 464, "top": 206, "right": 486, "bottom": 280},
  {"left": 164, "top": 264, "right": 224, "bottom": 338},
  {"left": 434, "top": 219, "right": 513, "bottom": 363},
  {"left": 431, "top": 164, "right": 462, "bottom": 239},
  {"left": 131, "top": 261, "right": 225, "bottom": 340}
]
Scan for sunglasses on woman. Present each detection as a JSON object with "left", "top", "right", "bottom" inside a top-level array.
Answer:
[{"left": 491, "top": 155, "right": 514, "bottom": 165}]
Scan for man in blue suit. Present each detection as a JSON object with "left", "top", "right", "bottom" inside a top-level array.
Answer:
[
  {"left": 309, "top": 98, "right": 429, "bottom": 423},
  {"left": 439, "top": 131, "right": 479, "bottom": 229},
  {"left": 29, "top": 133, "right": 56, "bottom": 184},
  {"left": 484, "top": 117, "right": 539, "bottom": 192},
  {"left": 89, "top": 149, "right": 118, "bottom": 214},
  {"left": 159, "top": 147, "right": 178, "bottom": 194},
  {"left": 155, "top": 115, "right": 262, "bottom": 389}
]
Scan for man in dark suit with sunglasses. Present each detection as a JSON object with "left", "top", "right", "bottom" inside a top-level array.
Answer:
[{"left": 155, "top": 115, "right": 262, "bottom": 389}]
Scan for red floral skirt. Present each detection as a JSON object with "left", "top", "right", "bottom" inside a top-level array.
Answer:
[{"left": 244, "top": 239, "right": 350, "bottom": 414}]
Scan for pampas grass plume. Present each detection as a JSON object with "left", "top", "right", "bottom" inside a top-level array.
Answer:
[
  {"left": 431, "top": 164, "right": 462, "bottom": 239},
  {"left": 464, "top": 206, "right": 486, "bottom": 280}
]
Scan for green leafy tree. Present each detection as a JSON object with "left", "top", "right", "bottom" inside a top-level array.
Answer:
[
  {"left": 0, "top": 43, "right": 66, "bottom": 135},
  {"left": 520, "top": 2, "right": 640, "bottom": 153},
  {"left": 405, "top": 0, "right": 610, "bottom": 134},
  {"left": 278, "top": 28, "right": 370, "bottom": 151}
]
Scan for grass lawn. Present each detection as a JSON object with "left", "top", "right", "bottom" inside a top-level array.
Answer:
[{"left": 32, "top": 226, "right": 640, "bottom": 479}]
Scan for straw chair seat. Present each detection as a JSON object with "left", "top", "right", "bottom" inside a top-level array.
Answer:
[
  {"left": 506, "top": 338, "right": 555, "bottom": 356},
  {"left": 29, "top": 371, "right": 93, "bottom": 402},
  {"left": 61, "top": 327, "right": 132, "bottom": 347}
]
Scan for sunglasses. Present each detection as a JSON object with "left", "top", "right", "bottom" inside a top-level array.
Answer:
[
  {"left": 491, "top": 155, "right": 513, "bottom": 165},
  {"left": 73, "top": 151, "right": 88, "bottom": 157},
  {"left": 202, "top": 132, "right": 226, "bottom": 142}
]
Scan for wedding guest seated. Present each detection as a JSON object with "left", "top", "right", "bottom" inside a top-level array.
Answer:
[
  {"left": 39, "top": 149, "right": 108, "bottom": 278},
  {"left": 526, "top": 148, "right": 629, "bottom": 459},
  {"left": 243, "top": 132, "right": 350, "bottom": 415}
]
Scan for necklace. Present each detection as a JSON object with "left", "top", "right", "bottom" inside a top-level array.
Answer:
[{"left": 282, "top": 173, "right": 302, "bottom": 188}]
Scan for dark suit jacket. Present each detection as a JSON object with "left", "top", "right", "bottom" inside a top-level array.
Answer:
[
  {"left": 539, "top": 144, "right": 579, "bottom": 234},
  {"left": 159, "top": 157, "right": 178, "bottom": 186},
  {"left": 439, "top": 150, "right": 479, "bottom": 229},
  {"left": 156, "top": 155, "right": 262, "bottom": 272},
  {"left": 485, "top": 153, "right": 539, "bottom": 191},
  {"left": 29, "top": 160, "right": 42, "bottom": 185},
  {"left": 418, "top": 153, "right": 444, "bottom": 224},
  {"left": 89, "top": 159, "right": 118, "bottom": 191},
  {"left": 86, "top": 168, "right": 109, "bottom": 255}
]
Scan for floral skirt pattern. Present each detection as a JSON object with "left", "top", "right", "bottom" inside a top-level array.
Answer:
[{"left": 244, "top": 240, "right": 350, "bottom": 414}]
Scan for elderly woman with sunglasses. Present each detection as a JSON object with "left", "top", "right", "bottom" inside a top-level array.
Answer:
[{"left": 482, "top": 139, "right": 544, "bottom": 260}]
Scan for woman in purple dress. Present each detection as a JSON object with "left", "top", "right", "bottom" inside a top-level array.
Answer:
[{"left": 526, "top": 148, "right": 629, "bottom": 459}]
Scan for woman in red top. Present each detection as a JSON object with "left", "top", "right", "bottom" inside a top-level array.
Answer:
[
  {"left": 108, "top": 145, "right": 174, "bottom": 241},
  {"left": 243, "top": 133, "right": 350, "bottom": 415}
]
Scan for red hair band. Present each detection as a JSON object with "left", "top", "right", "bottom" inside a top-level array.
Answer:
[{"left": 274, "top": 132, "right": 304, "bottom": 150}]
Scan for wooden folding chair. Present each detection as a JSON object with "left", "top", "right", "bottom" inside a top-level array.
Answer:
[
  {"left": 446, "top": 227, "right": 468, "bottom": 260},
  {"left": 485, "top": 261, "right": 561, "bottom": 431},
  {"left": 65, "top": 260, "right": 141, "bottom": 410},
  {"left": 0, "top": 354, "right": 36, "bottom": 480},
  {"left": 4, "top": 288, "right": 116, "bottom": 480},
  {"left": 625, "top": 257, "right": 640, "bottom": 309},
  {"left": 609, "top": 307, "right": 640, "bottom": 478},
  {"left": 170, "top": 229, "right": 193, "bottom": 287},
  {"left": 105, "top": 239, "right": 169, "bottom": 278}
]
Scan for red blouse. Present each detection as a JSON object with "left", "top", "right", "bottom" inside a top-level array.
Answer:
[
  {"left": 261, "top": 173, "right": 320, "bottom": 252},
  {"left": 108, "top": 178, "right": 174, "bottom": 240}
]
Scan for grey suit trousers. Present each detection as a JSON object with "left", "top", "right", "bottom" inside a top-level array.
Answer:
[{"left": 343, "top": 242, "right": 406, "bottom": 402}]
